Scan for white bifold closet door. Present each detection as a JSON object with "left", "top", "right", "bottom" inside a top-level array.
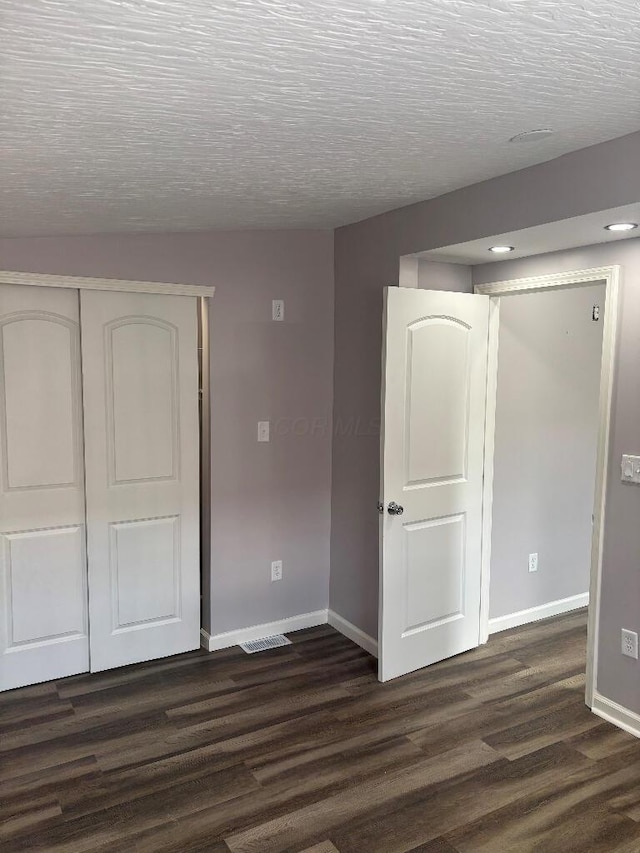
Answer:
[
  {"left": 0, "top": 285, "right": 89, "bottom": 691},
  {"left": 80, "top": 289, "right": 200, "bottom": 672}
]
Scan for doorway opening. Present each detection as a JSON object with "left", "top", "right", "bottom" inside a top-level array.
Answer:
[{"left": 475, "top": 266, "right": 619, "bottom": 709}]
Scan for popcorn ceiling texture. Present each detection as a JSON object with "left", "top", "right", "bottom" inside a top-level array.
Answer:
[{"left": 1, "top": 0, "right": 639, "bottom": 236}]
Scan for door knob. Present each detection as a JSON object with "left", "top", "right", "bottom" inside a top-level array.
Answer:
[{"left": 387, "top": 501, "right": 404, "bottom": 516}]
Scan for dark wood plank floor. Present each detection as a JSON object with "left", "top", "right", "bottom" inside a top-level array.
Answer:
[{"left": 2, "top": 608, "right": 640, "bottom": 852}]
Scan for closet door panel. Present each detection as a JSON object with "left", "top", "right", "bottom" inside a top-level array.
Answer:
[
  {"left": 3, "top": 319, "right": 78, "bottom": 490},
  {"left": 5, "top": 526, "right": 86, "bottom": 644},
  {"left": 109, "top": 319, "right": 177, "bottom": 483},
  {"left": 0, "top": 285, "right": 89, "bottom": 691},
  {"left": 80, "top": 290, "right": 200, "bottom": 672}
]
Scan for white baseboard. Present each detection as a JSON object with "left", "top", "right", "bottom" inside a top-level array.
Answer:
[
  {"left": 328, "top": 609, "right": 378, "bottom": 657},
  {"left": 202, "top": 607, "right": 379, "bottom": 657},
  {"left": 591, "top": 691, "right": 640, "bottom": 739},
  {"left": 488, "top": 592, "right": 589, "bottom": 635},
  {"left": 203, "top": 609, "right": 328, "bottom": 652}
]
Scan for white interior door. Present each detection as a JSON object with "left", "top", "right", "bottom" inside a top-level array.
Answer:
[
  {"left": 379, "top": 286, "right": 489, "bottom": 682},
  {"left": 0, "top": 285, "right": 89, "bottom": 691},
  {"left": 80, "top": 290, "right": 200, "bottom": 672}
]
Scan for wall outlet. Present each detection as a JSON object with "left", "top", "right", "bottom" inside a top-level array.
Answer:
[
  {"left": 257, "top": 421, "right": 270, "bottom": 442},
  {"left": 621, "top": 455, "right": 640, "bottom": 484},
  {"left": 271, "top": 560, "right": 283, "bottom": 582},
  {"left": 621, "top": 629, "right": 638, "bottom": 659},
  {"left": 528, "top": 552, "right": 538, "bottom": 573},
  {"left": 272, "top": 299, "right": 284, "bottom": 321}
]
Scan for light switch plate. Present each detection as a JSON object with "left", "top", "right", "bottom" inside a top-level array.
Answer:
[
  {"left": 272, "top": 300, "right": 284, "bottom": 321},
  {"left": 621, "top": 455, "right": 640, "bottom": 484},
  {"left": 258, "top": 421, "right": 270, "bottom": 442}
]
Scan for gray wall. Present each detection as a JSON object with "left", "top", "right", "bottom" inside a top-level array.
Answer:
[
  {"left": 0, "top": 229, "right": 335, "bottom": 636},
  {"left": 487, "top": 283, "right": 605, "bottom": 620},
  {"left": 330, "top": 130, "right": 640, "bottom": 717},
  {"left": 417, "top": 259, "right": 472, "bottom": 292},
  {"left": 474, "top": 239, "right": 640, "bottom": 711}
]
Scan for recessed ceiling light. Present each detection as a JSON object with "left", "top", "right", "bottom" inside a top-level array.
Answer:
[
  {"left": 604, "top": 222, "right": 638, "bottom": 232},
  {"left": 509, "top": 129, "right": 555, "bottom": 143},
  {"left": 489, "top": 245, "right": 515, "bottom": 253}
]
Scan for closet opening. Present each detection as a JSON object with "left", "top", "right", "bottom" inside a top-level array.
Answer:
[{"left": 0, "top": 271, "right": 214, "bottom": 692}]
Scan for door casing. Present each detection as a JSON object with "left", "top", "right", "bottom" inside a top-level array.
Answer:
[{"left": 475, "top": 265, "right": 621, "bottom": 711}]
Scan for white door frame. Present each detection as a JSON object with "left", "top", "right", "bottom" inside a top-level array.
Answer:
[
  {"left": 0, "top": 269, "right": 214, "bottom": 299},
  {"left": 475, "top": 265, "right": 621, "bottom": 709}
]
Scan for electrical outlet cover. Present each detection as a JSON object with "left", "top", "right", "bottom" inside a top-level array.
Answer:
[{"left": 621, "top": 629, "right": 639, "bottom": 660}]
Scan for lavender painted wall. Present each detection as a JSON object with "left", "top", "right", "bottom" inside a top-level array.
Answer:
[
  {"left": 0, "top": 230, "right": 335, "bottom": 636},
  {"left": 474, "top": 239, "right": 640, "bottom": 713},
  {"left": 417, "top": 260, "right": 472, "bottom": 292},
  {"left": 487, "top": 282, "right": 605, "bottom": 620},
  {"left": 331, "top": 131, "right": 640, "bottom": 716}
]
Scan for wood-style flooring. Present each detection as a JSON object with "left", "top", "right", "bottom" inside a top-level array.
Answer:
[{"left": 2, "top": 608, "right": 640, "bottom": 852}]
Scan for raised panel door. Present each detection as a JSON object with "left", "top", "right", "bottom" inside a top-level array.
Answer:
[
  {"left": 380, "top": 287, "right": 489, "bottom": 682},
  {"left": 80, "top": 290, "right": 200, "bottom": 672},
  {"left": 0, "top": 285, "right": 88, "bottom": 691}
]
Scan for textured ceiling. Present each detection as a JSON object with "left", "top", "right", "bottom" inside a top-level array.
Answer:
[{"left": 1, "top": 0, "right": 640, "bottom": 237}]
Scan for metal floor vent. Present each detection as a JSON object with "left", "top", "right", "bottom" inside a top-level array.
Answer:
[{"left": 239, "top": 634, "right": 292, "bottom": 654}]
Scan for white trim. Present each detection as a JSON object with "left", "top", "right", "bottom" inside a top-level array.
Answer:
[
  {"left": 474, "top": 265, "right": 615, "bottom": 296},
  {"left": 0, "top": 269, "right": 215, "bottom": 298},
  {"left": 328, "top": 609, "right": 378, "bottom": 657},
  {"left": 478, "top": 298, "right": 500, "bottom": 645},
  {"left": 488, "top": 593, "right": 589, "bottom": 635},
  {"left": 202, "top": 609, "right": 379, "bottom": 657},
  {"left": 199, "top": 298, "right": 212, "bottom": 634},
  {"left": 592, "top": 692, "right": 640, "bottom": 739},
  {"left": 203, "top": 610, "right": 328, "bottom": 652},
  {"left": 475, "top": 265, "right": 621, "bottom": 710},
  {"left": 586, "top": 266, "right": 620, "bottom": 708}
]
